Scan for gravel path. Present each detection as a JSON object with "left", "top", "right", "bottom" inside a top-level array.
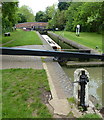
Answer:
[{"left": 1, "top": 55, "right": 43, "bottom": 69}]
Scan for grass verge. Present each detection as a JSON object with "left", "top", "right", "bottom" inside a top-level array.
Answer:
[
  {"left": 1, "top": 29, "right": 43, "bottom": 47},
  {"left": 2, "top": 68, "right": 52, "bottom": 118},
  {"left": 54, "top": 31, "right": 102, "bottom": 52},
  {"left": 77, "top": 113, "right": 101, "bottom": 119}
]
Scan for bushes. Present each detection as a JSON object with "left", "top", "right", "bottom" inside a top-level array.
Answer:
[{"left": 48, "top": 2, "right": 103, "bottom": 33}]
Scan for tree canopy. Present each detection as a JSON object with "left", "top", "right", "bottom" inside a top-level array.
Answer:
[
  {"left": 58, "top": 2, "right": 70, "bottom": 11},
  {"left": 47, "top": 2, "right": 103, "bottom": 33},
  {"left": 65, "top": 2, "right": 103, "bottom": 33},
  {"left": 2, "top": 2, "right": 18, "bottom": 32},
  {"left": 17, "top": 5, "right": 35, "bottom": 23},
  {"left": 2, "top": 1, "right": 103, "bottom": 34},
  {"left": 2, "top": 2, "right": 35, "bottom": 33},
  {"left": 35, "top": 11, "right": 47, "bottom": 22},
  {"left": 35, "top": 4, "right": 56, "bottom": 22}
]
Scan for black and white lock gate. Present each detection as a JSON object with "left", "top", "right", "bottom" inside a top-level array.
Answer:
[{"left": 0, "top": 47, "right": 104, "bottom": 61}]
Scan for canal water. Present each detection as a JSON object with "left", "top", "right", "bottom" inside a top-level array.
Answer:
[{"left": 62, "top": 66, "right": 103, "bottom": 106}]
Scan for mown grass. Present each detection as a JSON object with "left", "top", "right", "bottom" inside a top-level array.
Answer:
[
  {"left": 2, "top": 68, "right": 52, "bottom": 118},
  {"left": 54, "top": 31, "right": 103, "bottom": 52},
  {"left": 77, "top": 113, "right": 101, "bottom": 119},
  {"left": 0, "top": 29, "right": 43, "bottom": 47}
]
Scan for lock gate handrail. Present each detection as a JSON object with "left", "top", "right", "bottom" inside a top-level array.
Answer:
[{"left": 0, "top": 47, "right": 103, "bottom": 60}]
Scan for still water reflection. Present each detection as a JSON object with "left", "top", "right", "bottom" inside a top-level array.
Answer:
[{"left": 62, "top": 66, "right": 103, "bottom": 105}]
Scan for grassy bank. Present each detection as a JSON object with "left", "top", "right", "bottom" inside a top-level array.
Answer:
[
  {"left": 2, "top": 68, "right": 52, "bottom": 118},
  {"left": 1, "top": 29, "right": 43, "bottom": 47},
  {"left": 54, "top": 31, "right": 103, "bottom": 52},
  {"left": 78, "top": 113, "right": 101, "bottom": 119}
]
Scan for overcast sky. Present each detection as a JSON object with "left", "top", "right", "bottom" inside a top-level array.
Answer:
[{"left": 18, "top": 0, "right": 58, "bottom": 15}]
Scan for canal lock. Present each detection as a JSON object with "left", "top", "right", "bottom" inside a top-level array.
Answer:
[{"left": 39, "top": 31, "right": 103, "bottom": 109}]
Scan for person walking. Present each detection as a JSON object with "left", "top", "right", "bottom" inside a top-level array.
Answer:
[{"left": 76, "top": 24, "right": 80, "bottom": 36}]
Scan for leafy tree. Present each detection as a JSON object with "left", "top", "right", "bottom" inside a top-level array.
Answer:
[
  {"left": 18, "top": 5, "right": 35, "bottom": 22},
  {"left": 48, "top": 6, "right": 67, "bottom": 30},
  {"left": 65, "top": 2, "right": 103, "bottom": 33},
  {"left": 45, "top": 5, "right": 56, "bottom": 20},
  {"left": 65, "top": 2, "right": 83, "bottom": 31},
  {"left": 0, "top": 2, "right": 2, "bottom": 35},
  {"left": 35, "top": 11, "right": 47, "bottom": 22},
  {"left": 35, "top": 2, "right": 103, "bottom": 33},
  {"left": 48, "top": 10, "right": 67, "bottom": 30},
  {"left": 2, "top": 2, "right": 18, "bottom": 33},
  {"left": 72, "top": 2, "right": 103, "bottom": 32},
  {"left": 58, "top": 2, "right": 70, "bottom": 11},
  {"left": 17, "top": 13, "right": 27, "bottom": 23},
  {"left": 55, "top": 10, "right": 67, "bottom": 30},
  {"left": 48, "top": 9, "right": 58, "bottom": 29},
  {"left": 35, "top": 4, "right": 57, "bottom": 22}
]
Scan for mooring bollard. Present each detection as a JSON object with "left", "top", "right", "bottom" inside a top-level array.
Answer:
[
  {"left": 4, "top": 32, "right": 10, "bottom": 37},
  {"left": 73, "top": 69, "right": 89, "bottom": 110}
]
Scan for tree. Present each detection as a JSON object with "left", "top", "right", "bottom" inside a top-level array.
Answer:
[
  {"left": 65, "top": 2, "right": 103, "bottom": 33},
  {"left": 35, "top": 11, "right": 47, "bottom": 22},
  {"left": 35, "top": 4, "right": 56, "bottom": 22},
  {"left": 17, "top": 13, "right": 27, "bottom": 23},
  {"left": 65, "top": 2, "right": 83, "bottom": 31},
  {"left": 48, "top": 5, "right": 67, "bottom": 30},
  {"left": 54, "top": 10, "right": 67, "bottom": 30},
  {"left": 58, "top": 2, "right": 70, "bottom": 11},
  {"left": 45, "top": 5, "right": 56, "bottom": 20},
  {"left": 72, "top": 2, "right": 103, "bottom": 32},
  {"left": 2, "top": 2, "right": 19, "bottom": 33},
  {"left": 18, "top": 5, "right": 35, "bottom": 22},
  {"left": 0, "top": 2, "right": 2, "bottom": 35}
]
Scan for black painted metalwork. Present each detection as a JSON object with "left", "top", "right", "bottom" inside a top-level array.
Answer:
[
  {"left": 0, "top": 47, "right": 104, "bottom": 60},
  {"left": 79, "top": 71, "right": 89, "bottom": 110},
  {"left": 1, "top": 47, "right": 104, "bottom": 62},
  {"left": 73, "top": 70, "right": 89, "bottom": 111}
]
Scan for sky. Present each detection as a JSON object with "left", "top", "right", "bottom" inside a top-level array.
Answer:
[{"left": 18, "top": 0, "right": 58, "bottom": 15}]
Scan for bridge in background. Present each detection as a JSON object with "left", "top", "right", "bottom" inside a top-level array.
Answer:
[{"left": 15, "top": 22, "right": 48, "bottom": 30}]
